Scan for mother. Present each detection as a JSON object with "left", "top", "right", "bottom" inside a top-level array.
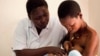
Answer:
[{"left": 58, "top": 0, "right": 99, "bottom": 56}]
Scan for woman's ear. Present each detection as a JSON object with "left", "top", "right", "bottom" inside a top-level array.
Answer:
[{"left": 79, "top": 12, "right": 82, "bottom": 19}]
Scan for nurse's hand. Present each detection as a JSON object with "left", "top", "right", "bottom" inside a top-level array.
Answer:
[{"left": 45, "top": 46, "right": 66, "bottom": 56}]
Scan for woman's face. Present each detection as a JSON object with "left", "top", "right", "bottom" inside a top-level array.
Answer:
[
  {"left": 29, "top": 6, "right": 49, "bottom": 29},
  {"left": 60, "top": 16, "right": 81, "bottom": 34}
]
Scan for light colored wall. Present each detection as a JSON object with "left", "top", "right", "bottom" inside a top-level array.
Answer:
[
  {"left": 89, "top": 0, "right": 100, "bottom": 55},
  {"left": 0, "top": 0, "right": 27, "bottom": 56},
  {"left": 75, "top": 0, "right": 89, "bottom": 23},
  {"left": 0, "top": 0, "right": 89, "bottom": 56}
]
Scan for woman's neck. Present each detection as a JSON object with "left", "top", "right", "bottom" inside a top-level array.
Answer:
[{"left": 75, "top": 20, "right": 87, "bottom": 37}]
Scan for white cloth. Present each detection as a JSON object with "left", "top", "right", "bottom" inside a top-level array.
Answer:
[
  {"left": 68, "top": 50, "right": 82, "bottom": 56},
  {"left": 12, "top": 17, "right": 67, "bottom": 51}
]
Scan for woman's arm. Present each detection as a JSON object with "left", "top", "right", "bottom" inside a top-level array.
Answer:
[{"left": 83, "top": 32, "right": 99, "bottom": 56}]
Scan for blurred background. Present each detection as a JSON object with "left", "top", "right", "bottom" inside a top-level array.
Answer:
[{"left": 0, "top": 0, "right": 100, "bottom": 56}]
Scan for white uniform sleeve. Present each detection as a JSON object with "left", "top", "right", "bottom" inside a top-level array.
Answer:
[{"left": 12, "top": 20, "right": 27, "bottom": 50}]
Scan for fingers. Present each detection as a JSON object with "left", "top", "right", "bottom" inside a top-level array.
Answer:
[
  {"left": 52, "top": 54, "right": 67, "bottom": 56},
  {"left": 46, "top": 46, "right": 66, "bottom": 56},
  {"left": 62, "top": 49, "right": 66, "bottom": 54},
  {"left": 54, "top": 49, "right": 66, "bottom": 56},
  {"left": 55, "top": 54, "right": 61, "bottom": 56}
]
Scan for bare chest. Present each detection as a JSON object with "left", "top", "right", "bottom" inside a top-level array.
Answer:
[{"left": 71, "top": 35, "right": 88, "bottom": 48}]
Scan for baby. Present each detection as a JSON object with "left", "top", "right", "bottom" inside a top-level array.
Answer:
[{"left": 63, "top": 41, "right": 82, "bottom": 56}]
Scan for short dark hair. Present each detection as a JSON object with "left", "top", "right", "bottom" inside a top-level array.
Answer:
[
  {"left": 26, "top": 0, "right": 48, "bottom": 16},
  {"left": 58, "top": 0, "right": 81, "bottom": 19}
]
